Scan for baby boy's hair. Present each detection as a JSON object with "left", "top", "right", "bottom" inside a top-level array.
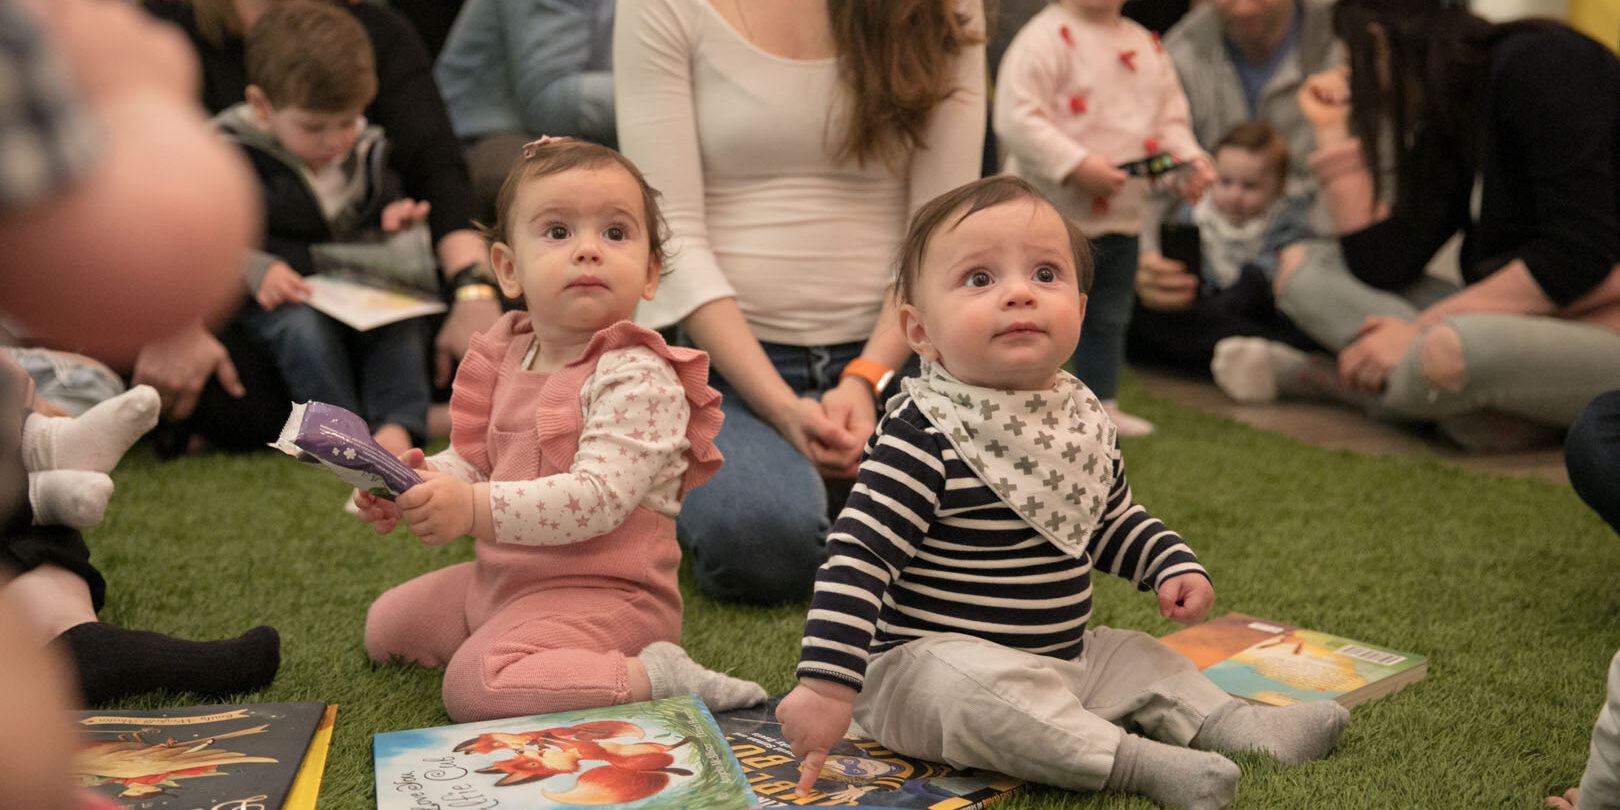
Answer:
[
  {"left": 893, "top": 175, "right": 1093, "bottom": 307},
  {"left": 1216, "top": 121, "right": 1290, "bottom": 191},
  {"left": 244, "top": 1, "right": 377, "bottom": 112},
  {"left": 477, "top": 140, "right": 670, "bottom": 266}
]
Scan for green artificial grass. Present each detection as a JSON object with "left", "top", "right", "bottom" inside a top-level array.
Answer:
[{"left": 85, "top": 376, "right": 1620, "bottom": 809}]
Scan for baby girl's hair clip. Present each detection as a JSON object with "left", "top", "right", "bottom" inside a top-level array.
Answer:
[{"left": 521, "top": 135, "right": 571, "bottom": 159}]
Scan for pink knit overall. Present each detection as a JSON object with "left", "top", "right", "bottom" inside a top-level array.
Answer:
[{"left": 364, "top": 315, "right": 722, "bottom": 722}]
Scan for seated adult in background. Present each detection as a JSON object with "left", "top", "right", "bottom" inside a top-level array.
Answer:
[
  {"left": 1258, "top": 0, "right": 1620, "bottom": 450},
  {"left": 435, "top": 0, "right": 616, "bottom": 222},
  {"left": 615, "top": 0, "right": 985, "bottom": 603},
  {"left": 1128, "top": 0, "right": 1336, "bottom": 377},
  {"left": 135, "top": 0, "right": 502, "bottom": 452}
]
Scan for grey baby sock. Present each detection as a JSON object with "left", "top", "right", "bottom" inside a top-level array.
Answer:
[
  {"left": 22, "top": 385, "right": 159, "bottom": 473},
  {"left": 29, "top": 470, "right": 112, "bottom": 528},
  {"left": 1105, "top": 733, "right": 1239, "bottom": 810},
  {"left": 1192, "top": 699, "right": 1350, "bottom": 764},
  {"left": 1211, "top": 337, "right": 1373, "bottom": 409},
  {"left": 639, "top": 640, "right": 767, "bottom": 711}
]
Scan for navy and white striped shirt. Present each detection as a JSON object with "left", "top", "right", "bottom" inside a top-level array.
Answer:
[{"left": 797, "top": 397, "right": 1207, "bottom": 690}]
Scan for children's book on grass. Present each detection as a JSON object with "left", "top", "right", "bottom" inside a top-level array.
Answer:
[
  {"left": 1159, "top": 613, "right": 1428, "bottom": 708},
  {"left": 373, "top": 694, "right": 755, "bottom": 810},
  {"left": 71, "top": 701, "right": 333, "bottom": 810},
  {"left": 714, "top": 695, "right": 1023, "bottom": 809},
  {"left": 271, "top": 400, "right": 423, "bottom": 498}
]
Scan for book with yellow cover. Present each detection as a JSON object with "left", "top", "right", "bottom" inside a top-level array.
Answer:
[{"left": 1160, "top": 613, "right": 1427, "bottom": 708}]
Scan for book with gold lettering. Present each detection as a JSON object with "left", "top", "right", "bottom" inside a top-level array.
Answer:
[
  {"left": 373, "top": 694, "right": 754, "bottom": 810},
  {"left": 71, "top": 701, "right": 331, "bottom": 810},
  {"left": 1159, "top": 613, "right": 1428, "bottom": 708},
  {"left": 715, "top": 696, "right": 1023, "bottom": 808}
]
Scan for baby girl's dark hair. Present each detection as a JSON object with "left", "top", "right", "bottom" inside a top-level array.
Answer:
[
  {"left": 478, "top": 139, "right": 670, "bottom": 264},
  {"left": 893, "top": 175, "right": 1093, "bottom": 307}
]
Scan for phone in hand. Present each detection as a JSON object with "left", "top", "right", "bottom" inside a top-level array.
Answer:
[
  {"left": 1118, "top": 151, "right": 1183, "bottom": 178},
  {"left": 1159, "top": 221, "right": 1201, "bottom": 278}
]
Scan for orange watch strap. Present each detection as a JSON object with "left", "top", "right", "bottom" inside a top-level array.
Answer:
[{"left": 839, "top": 357, "right": 894, "bottom": 394}]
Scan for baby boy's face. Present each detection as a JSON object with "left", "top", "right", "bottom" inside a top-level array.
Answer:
[
  {"left": 1210, "top": 146, "right": 1284, "bottom": 226},
  {"left": 901, "top": 199, "right": 1085, "bottom": 391}
]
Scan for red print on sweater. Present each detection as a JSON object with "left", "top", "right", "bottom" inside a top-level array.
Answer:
[
  {"left": 1060, "top": 24, "right": 1073, "bottom": 45},
  {"left": 1068, "top": 94, "right": 1087, "bottom": 115},
  {"left": 1119, "top": 50, "right": 1137, "bottom": 71},
  {"left": 1151, "top": 31, "right": 1163, "bottom": 52},
  {"left": 1090, "top": 196, "right": 1110, "bottom": 216}
]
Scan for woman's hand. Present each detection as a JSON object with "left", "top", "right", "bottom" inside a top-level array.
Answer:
[
  {"left": 1338, "top": 315, "right": 1422, "bottom": 392},
  {"left": 814, "top": 378, "right": 878, "bottom": 477},
  {"left": 1298, "top": 66, "right": 1353, "bottom": 145},
  {"left": 771, "top": 397, "right": 860, "bottom": 472}
]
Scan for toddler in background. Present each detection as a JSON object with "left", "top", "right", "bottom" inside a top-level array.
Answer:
[
  {"left": 1138, "top": 122, "right": 1319, "bottom": 401},
  {"left": 215, "top": 0, "right": 434, "bottom": 456},
  {"left": 354, "top": 138, "right": 765, "bottom": 722},
  {"left": 994, "top": 0, "right": 1212, "bottom": 436},
  {"left": 776, "top": 176, "right": 1347, "bottom": 810}
]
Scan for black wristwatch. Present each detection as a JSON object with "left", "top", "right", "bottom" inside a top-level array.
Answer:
[{"left": 446, "top": 262, "right": 497, "bottom": 303}]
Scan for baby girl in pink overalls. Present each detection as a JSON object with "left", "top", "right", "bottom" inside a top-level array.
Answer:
[{"left": 353, "top": 138, "right": 766, "bottom": 722}]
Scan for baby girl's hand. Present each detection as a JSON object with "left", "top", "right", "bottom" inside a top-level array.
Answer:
[
  {"left": 1066, "top": 154, "right": 1128, "bottom": 198},
  {"left": 1158, "top": 573, "right": 1214, "bottom": 625},
  {"left": 395, "top": 469, "right": 475, "bottom": 546},
  {"left": 352, "top": 489, "right": 402, "bottom": 534}
]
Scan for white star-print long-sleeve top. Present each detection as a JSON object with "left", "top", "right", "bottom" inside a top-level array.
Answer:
[{"left": 430, "top": 345, "right": 695, "bottom": 545}]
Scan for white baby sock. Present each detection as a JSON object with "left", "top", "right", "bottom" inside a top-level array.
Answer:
[
  {"left": 29, "top": 470, "right": 113, "bottom": 528},
  {"left": 1105, "top": 733, "right": 1239, "bottom": 810},
  {"left": 1102, "top": 400, "right": 1155, "bottom": 437},
  {"left": 639, "top": 641, "right": 767, "bottom": 711},
  {"left": 1192, "top": 699, "right": 1350, "bottom": 764},
  {"left": 22, "top": 385, "right": 159, "bottom": 473}
]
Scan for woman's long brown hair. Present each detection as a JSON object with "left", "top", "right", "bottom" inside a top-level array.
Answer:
[{"left": 826, "top": 0, "right": 985, "bottom": 171}]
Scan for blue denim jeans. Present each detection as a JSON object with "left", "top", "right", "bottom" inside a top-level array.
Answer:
[
  {"left": 239, "top": 303, "right": 430, "bottom": 442},
  {"left": 1568, "top": 390, "right": 1620, "bottom": 534},
  {"left": 677, "top": 339, "right": 887, "bottom": 604},
  {"left": 1071, "top": 233, "right": 1138, "bottom": 401}
]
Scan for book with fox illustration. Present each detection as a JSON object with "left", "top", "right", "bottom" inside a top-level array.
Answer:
[
  {"left": 714, "top": 695, "right": 1023, "bottom": 808},
  {"left": 1159, "top": 613, "right": 1428, "bottom": 708},
  {"left": 71, "top": 701, "right": 331, "bottom": 810},
  {"left": 372, "top": 694, "right": 754, "bottom": 810}
]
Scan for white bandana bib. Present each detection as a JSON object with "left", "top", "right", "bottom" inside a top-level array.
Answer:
[{"left": 898, "top": 361, "right": 1119, "bottom": 557}]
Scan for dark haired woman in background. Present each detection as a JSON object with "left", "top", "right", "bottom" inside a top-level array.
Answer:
[{"left": 1242, "top": 0, "right": 1620, "bottom": 449}]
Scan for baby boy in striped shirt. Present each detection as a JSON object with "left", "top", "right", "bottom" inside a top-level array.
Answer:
[{"left": 776, "top": 175, "right": 1349, "bottom": 810}]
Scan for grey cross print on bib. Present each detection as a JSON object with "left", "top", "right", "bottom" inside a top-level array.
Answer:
[{"left": 902, "top": 360, "right": 1117, "bottom": 557}]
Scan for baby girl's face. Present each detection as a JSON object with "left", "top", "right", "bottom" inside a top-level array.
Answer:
[
  {"left": 491, "top": 165, "right": 660, "bottom": 342},
  {"left": 900, "top": 199, "right": 1085, "bottom": 391},
  {"left": 1210, "top": 146, "right": 1283, "bottom": 226}
]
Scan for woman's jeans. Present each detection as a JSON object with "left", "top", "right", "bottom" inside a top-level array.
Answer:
[
  {"left": 676, "top": 340, "right": 871, "bottom": 604},
  {"left": 1568, "top": 390, "right": 1620, "bottom": 533},
  {"left": 1277, "top": 239, "right": 1620, "bottom": 427}
]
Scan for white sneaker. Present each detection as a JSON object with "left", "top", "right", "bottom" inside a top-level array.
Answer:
[
  {"left": 1211, "top": 336, "right": 1280, "bottom": 403},
  {"left": 1102, "top": 400, "right": 1155, "bottom": 436}
]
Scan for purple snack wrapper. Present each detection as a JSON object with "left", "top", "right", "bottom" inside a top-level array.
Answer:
[{"left": 271, "top": 401, "right": 423, "bottom": 497}]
